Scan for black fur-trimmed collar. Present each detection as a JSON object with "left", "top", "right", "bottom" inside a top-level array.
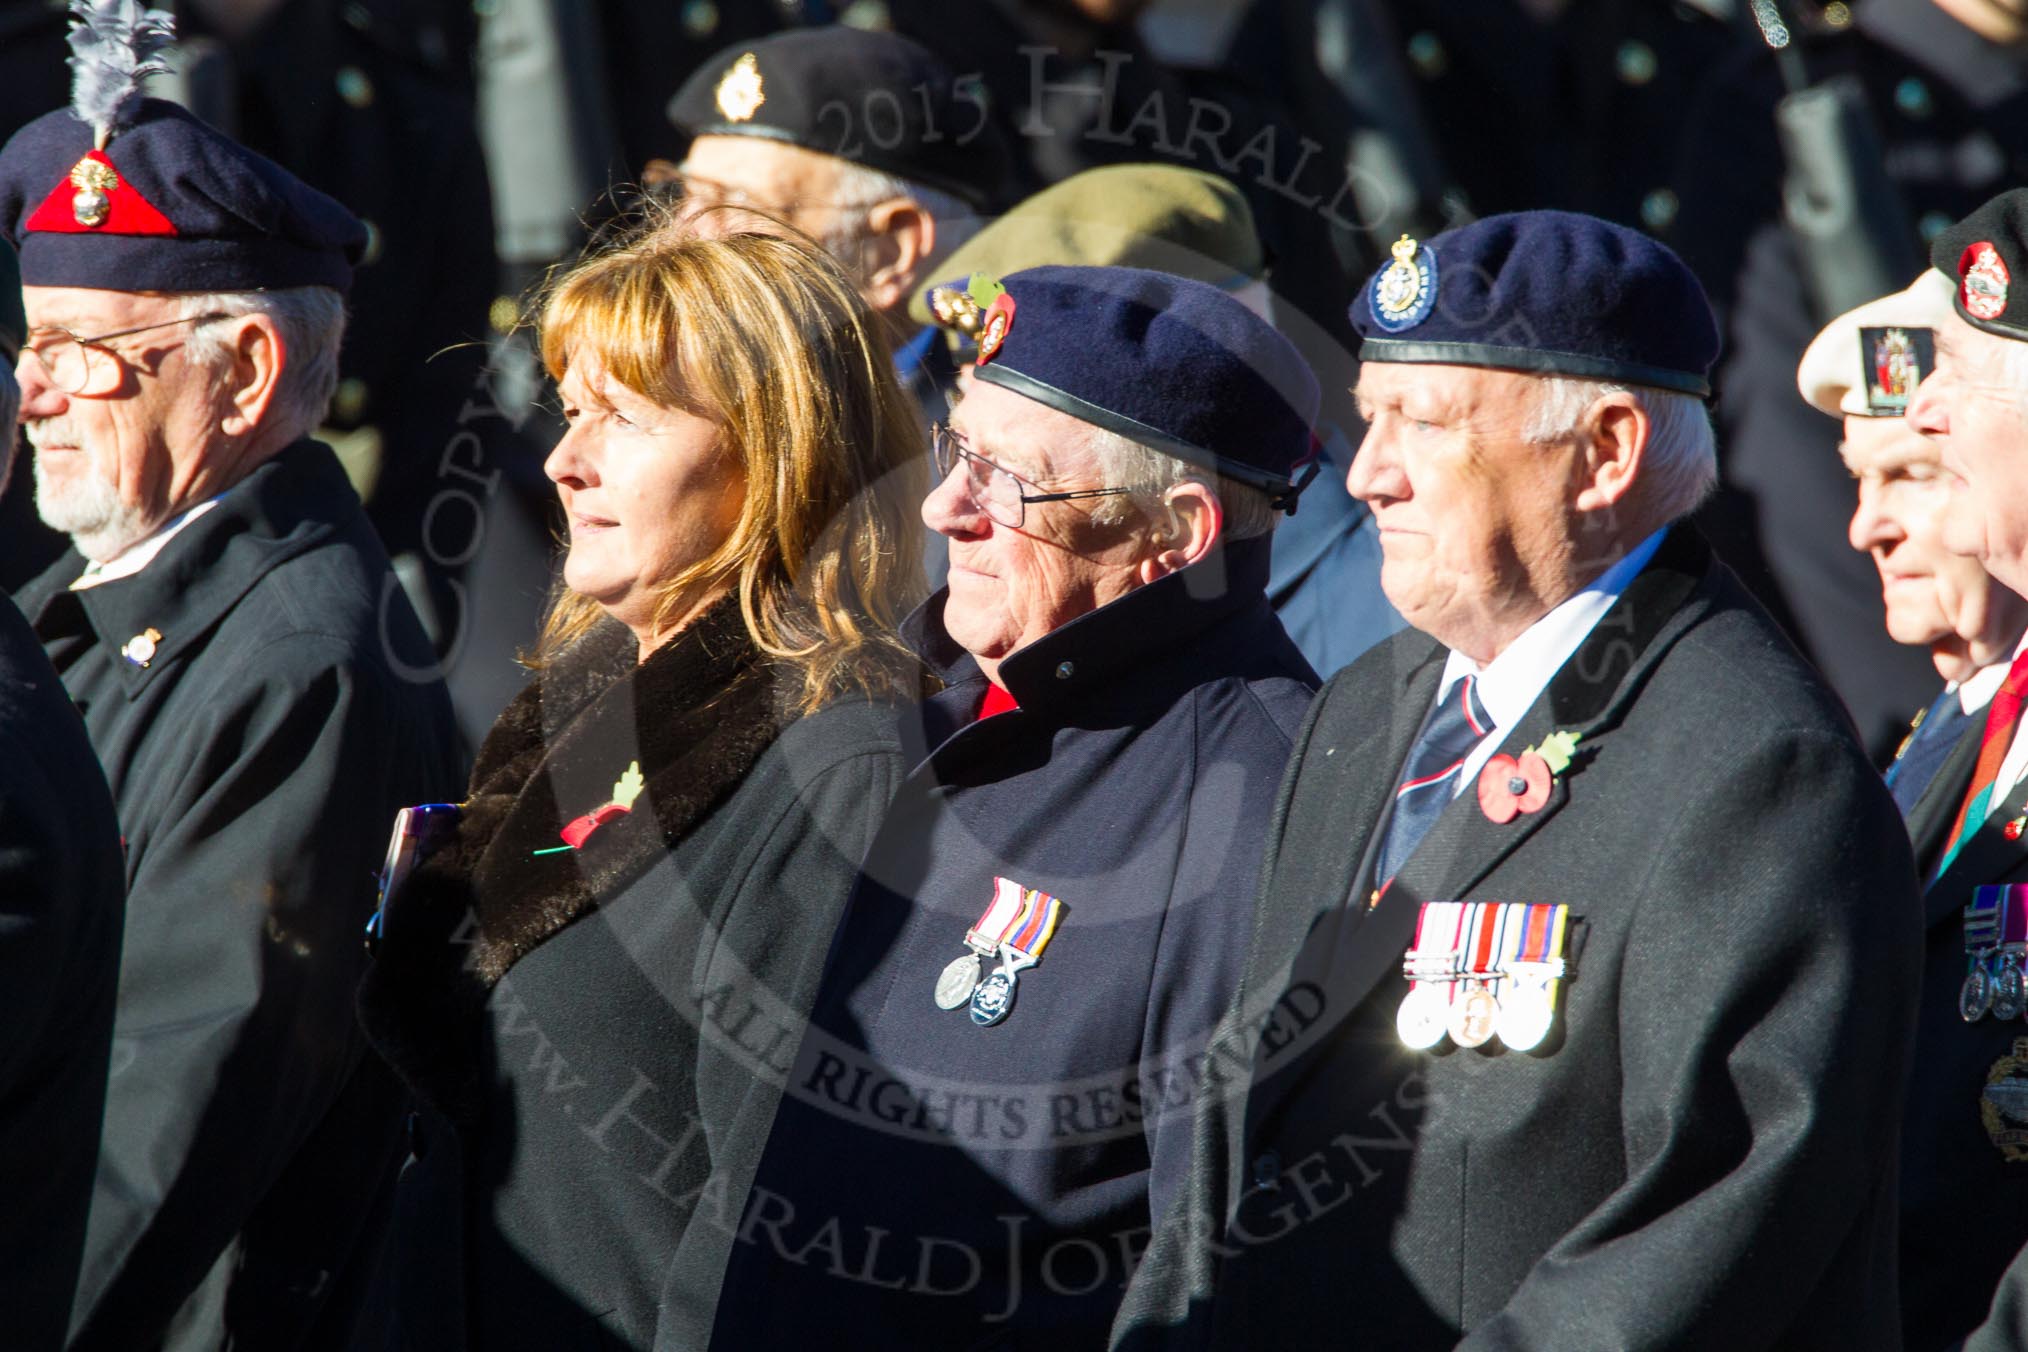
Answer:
[{"left": 357, "top": 596, "right": 802, "bottom": 1123}]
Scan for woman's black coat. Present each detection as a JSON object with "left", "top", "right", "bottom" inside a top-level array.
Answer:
[{"left": 357, "top": 599, "right": 911, "bottom": 1349}]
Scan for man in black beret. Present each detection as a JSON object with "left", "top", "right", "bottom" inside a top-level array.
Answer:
[
  {"left": 710, "top": 264, "right": 1320, "bottom": 1347},
  {"left": 662, "top": 26, "right": 1011, "bottom": 414},
  {"left": 1117, "top": 210, "right": 1922, "bottom": 1349},
  {"left": 1906, "top": 187, "right": 2028, "bottom": 1352},
  {"left": 0, "top": 5, "right": 461, "bottom": 1346}
]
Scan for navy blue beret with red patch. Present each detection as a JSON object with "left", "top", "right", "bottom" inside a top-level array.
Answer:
[
  {"left": 1350, "top": 210, "right": 1720, "bottom": 398},
  {"left": 949, "top": 264, "right": 1321, "bottom": 507},
  {"left": 0, "top": 98, "right": 365, "bottom": 294},
  {"left": 1931, "top": 188, "right": 2028, "bottom": 344}
]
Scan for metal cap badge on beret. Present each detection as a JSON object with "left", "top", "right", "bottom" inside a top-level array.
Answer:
[
  {"left": 1797, "top": 271, "right": 1953, "bottom": 419},
  {"left": 929, "top": 264, "right": 1321, "bottom": 510},
  {"left": 0, "top": 0, "right": 366, "bottom": 295},
  {"left": 668, "top": 26, "right": 1011, "bottom": 211},
  {"left": 906, "top": 164, "right": 1263, "bottom": 328},
  {"left": 1351, "top": 210, "right": 1720, "bottom": 399},
  {"left": 1931, "top": 188, "right": 2028, "bottom": 344}
]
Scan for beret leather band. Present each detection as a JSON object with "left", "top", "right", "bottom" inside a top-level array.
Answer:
[
  {"left": 974, "top": 361, "right": 1315, "bottom": 505},
  {"left": 1357, "top": 337, "right": 1715, "bottom": 399}
]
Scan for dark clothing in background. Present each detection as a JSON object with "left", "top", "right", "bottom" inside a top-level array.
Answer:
[
  {"left": 0, "top": 592, "right": 125, "bottom": 1351},
  {"left": 16, "top": 440, "right": 461, "bottom": 1350},
  {"left": 714, "top": 537, "right": 1317, "bottom": 1347},
  {"left": 356, "top": 601, "right": 911, "bottom": 1351},
  {"left": 1667, "top": 0, "right": 2028, "bottom": 760},
  {"left": 1898, "top": 695, "right": 2028, "bottom": 1350}
]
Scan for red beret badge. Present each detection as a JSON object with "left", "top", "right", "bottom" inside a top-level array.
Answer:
[
  {"left": 1962, "top": 242, "right": 2011, "bottom": 322},
  {"left": 25, "top": 0, "right": 179, "bottom": 236}
]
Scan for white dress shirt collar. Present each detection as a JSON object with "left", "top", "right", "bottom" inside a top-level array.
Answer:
[
  {"left": 70, "top": 499, "right": 221, "bottom": 591},
  {"left": 1433, "top": 527, "right": 1669, "bottom": 796}
]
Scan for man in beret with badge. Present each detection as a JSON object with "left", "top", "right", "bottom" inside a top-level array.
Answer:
[
  {"left": 0, "top": 4, "right": 460, "bottom": 1346},
  {"left": 1799, "top": 269, "right": 2028, "bottom": 1350},
  {"left": 1905, "top": 187, "right": 2028, "bottom": 1351},
  {"left": 709, "top": 264, "right": 1320, "bottom": 1346},
  {"left": 662, "top": 25, "right": 1009, "bottom": 415},
  {"left": 1117, "top": 211, "right": 1924, "bottom": 1350},
  {"left": 906, "top": 161, "right": 1404, "bottom": 675}
]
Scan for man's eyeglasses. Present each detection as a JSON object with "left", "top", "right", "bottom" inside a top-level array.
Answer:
[
  {"left": 20, "top": 312, "right": 229, "bottom": 396},
  {"left": 931, "top": 423, "right": 1132, "bottom": 530}
]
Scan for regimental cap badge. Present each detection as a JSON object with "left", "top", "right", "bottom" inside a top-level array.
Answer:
[
  {"left": 1370, "top": 233, "right": 1438, "bottom": 333},
  {"left": 969, "top": 273, "right": 1016, "bottom": 364},
  {"left": 1962, "top": 241, "right": 2012, "bottom": 322},
  {"left": 1858, "top": 325, "right": 1934, "bottom": 416},
  {"left": 120, "top": 625, "right": 162, "bottom": 667},
  {"left": 25, "top": 1, "right": 179, "bottom": 234},
  {"left": 714, "top": 51, "right": 765, "bottom": 123},
  {"left": 928, "top": 272, "right": 1016, "bottom": 363}
]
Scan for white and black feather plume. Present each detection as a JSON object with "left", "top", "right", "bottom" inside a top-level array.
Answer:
[{"left": 66, "top": 0, "right": 176, "bottom": 150}]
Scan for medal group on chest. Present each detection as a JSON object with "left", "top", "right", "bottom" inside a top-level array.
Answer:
[
  {"left": 935, "top": 876, "right": 1068, "bottom": 1027},
  {"left": 1397, "top": 901, "right": 1574, "bottom": 1053}
]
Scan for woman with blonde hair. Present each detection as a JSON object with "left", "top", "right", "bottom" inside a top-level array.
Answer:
[{"left": 355, "top": 223, "right": 927, "bottom": 1349}]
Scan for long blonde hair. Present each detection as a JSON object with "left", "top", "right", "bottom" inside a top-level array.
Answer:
[{"left": 532, "top": 224, "right": 928, "bottom": 711}]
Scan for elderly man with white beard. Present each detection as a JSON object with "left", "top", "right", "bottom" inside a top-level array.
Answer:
[{"left": 0, "top": 7, "right": 460, "bottom": 1348}]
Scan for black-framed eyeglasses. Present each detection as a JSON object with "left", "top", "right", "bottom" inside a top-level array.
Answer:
[
  {"left": 20, "top": 312, "right": 231, "bottom": 396},
  {"left": 930, "top": 423, "right": 1133, "bottom": 529}
]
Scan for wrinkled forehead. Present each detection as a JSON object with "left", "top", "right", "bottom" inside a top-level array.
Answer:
[
  {"left": 22, "top": 284, "right": 179, "bottom": 333},
  {"left": 1840, "top": 413, "right": 1942, "bottom": 468},
  {"left": 948, "top": 377, "right": 1103, "bottom": 480},
  {"left": 677, "top": 134, "right": 843, "bottom": 209}
]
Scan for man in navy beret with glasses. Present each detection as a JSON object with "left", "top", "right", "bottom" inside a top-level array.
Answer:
[
  {"left": 1116, "top": 210, "right": 1924, "bottom": 1350},
  {"left": 707, "top": 265, "right": 1321, "bottom": 1347},
  {"left": 0, "top": 5, "right": 459, "bottom": 1347}
]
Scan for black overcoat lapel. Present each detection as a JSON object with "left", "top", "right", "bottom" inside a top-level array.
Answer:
[
  {"left": 1926, "top": 774, "right": 2028, "bottom": 926},
  {"left": 1244, "top": 528, "right": 1715, "bottom": 1146}
]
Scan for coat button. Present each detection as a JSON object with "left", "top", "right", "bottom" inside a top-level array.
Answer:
[
  {"left": 407, "top": 1110, "right": 429, "bottom": 1160},
  {"left": 1250, "top": 1150, "right": 1282, "bottom": 1193},
  {"left": 1055, "top": 661, "right": 1075, "bottom": 680}
]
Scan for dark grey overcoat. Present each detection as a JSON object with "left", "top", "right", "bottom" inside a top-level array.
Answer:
[
  {"left": 354, "top": 599, "right": 914, "bottom": 1351},
  {"left": 1115, "top": 527, "right": 1924, "bottom": 1350},
  {"left": 13, "top": 439, "right": 462, "bottom": 1349},
  {"left": 0, "top": 592, "right": 124, "bottom": 1349}
]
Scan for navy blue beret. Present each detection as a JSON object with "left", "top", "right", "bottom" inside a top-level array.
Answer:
[
  {"left": 952, "top": 264, "right": 1320, "bottom": 505},
  {"left": 1931, "top": 188, "right": 2028, "bottom": 344},
  {"left": 0, "top": 98, "right": 365, "bottom": 294},
  {"left": 1350, "top": 210, "right": 1720, "bottom": 398},
  {"left": 669, "top": 26, "right": 1011, "bottom": 211}
]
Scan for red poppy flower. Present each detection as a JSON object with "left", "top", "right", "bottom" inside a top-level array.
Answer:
[
  {"left": 560, "top": 801, "right": 630, "bottom": 849},
  {"left": 1478, "top": 752, "right": 1553, "bottom": 824},
  {"left": 2009, "top": 818, "right": 2025, "bottom": 843}
]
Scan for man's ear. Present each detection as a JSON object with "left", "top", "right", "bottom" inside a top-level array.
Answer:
[
  {"left": 1573, "top": 392, "right": 1647, "bottom": 514},
  {"left": 862, "top": 197, "right": 934, "bottom": 314},
  {"left": 218, "top": 313, "right": 285, "bottom": 440},
  {"left": 1137, "top": 480, "right": 1224, "bottom": 585}
]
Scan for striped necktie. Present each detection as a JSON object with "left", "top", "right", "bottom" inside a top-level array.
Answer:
[
  {"left": 1375, "top": 674, "right": 1494, "bottom": 886},
  {"left": 1937, "top": 649, "right": 2028, "bottom": 874}
]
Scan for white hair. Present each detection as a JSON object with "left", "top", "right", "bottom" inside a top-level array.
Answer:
[
  {"left": 823, "top": 160, "right": 982, "bottom": 277},
  {"left": 177, "top": 287, "right": 347, "bottom": 444},
  {"left": 1522, "top": 376, "right": 1717, "bottom": 530},
  {"left": 1083, "top": 425, "right": 1280, "bottom": 543}
]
